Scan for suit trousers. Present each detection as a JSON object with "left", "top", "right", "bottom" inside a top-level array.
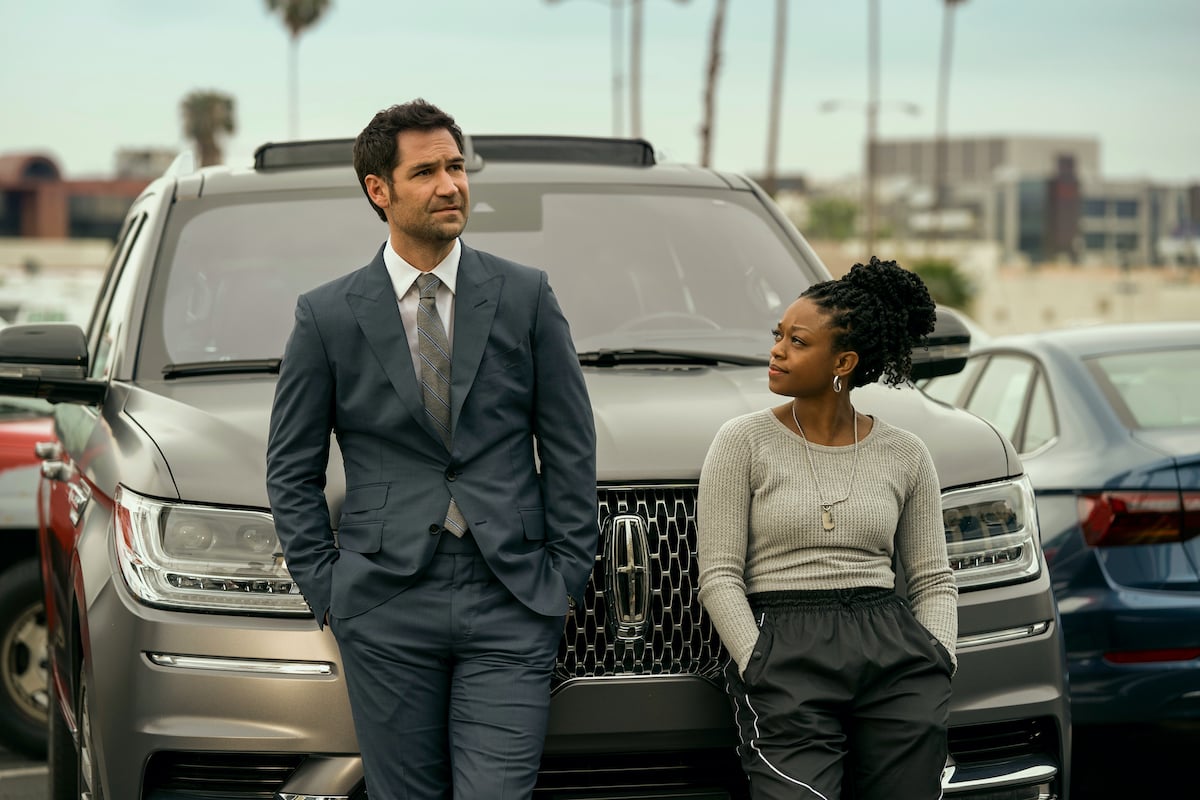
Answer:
[
  {"left": 725, "top": 589, "right": 953, "bottom": 800},
  {"left": 330, "top": 532, "right": 565, "bottom": 800}
]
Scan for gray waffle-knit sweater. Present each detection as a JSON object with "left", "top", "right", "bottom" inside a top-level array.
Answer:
[{"left": 697, "top": 410, "right": 958, "bottom": 674}]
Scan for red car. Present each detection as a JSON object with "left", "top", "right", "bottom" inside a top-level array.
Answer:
[{"left": 0, "top": 394, "right": 54, "bottom": 757}]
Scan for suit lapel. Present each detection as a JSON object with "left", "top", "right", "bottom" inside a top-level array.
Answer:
[
  {"left": 450, "top": 245, "right": 502, "bottom": 433},
  {"left": 345, "top": 246, "right": 445, "bottom": 449}
]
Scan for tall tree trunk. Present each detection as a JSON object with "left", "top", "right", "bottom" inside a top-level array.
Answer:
[
  {"left": 763, "top": 0, "right": 787, "bottom": 196},
  {"left": 699, "top": 0, "right": 727, "bottom": 166}
]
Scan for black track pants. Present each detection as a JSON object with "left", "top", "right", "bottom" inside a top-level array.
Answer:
[{"left": 725, "top": 589, "right": 953, "bottom": 800}]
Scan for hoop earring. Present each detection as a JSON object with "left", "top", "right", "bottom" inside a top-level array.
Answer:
[{"left": 833, "top": 375, "right": 843, "bottom": 393}]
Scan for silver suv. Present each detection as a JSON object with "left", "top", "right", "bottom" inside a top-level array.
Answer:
[{"left": 0, "top": 135, "right": 1070, "bottom": 799}]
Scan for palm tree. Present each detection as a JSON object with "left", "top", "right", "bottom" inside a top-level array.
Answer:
[
  {"left": 181, "top": 90, "right": 236, "bottom": 167},
  {"left": 762, "top": 0, "right": 787, "bottom": 195},
  {"left": 697, "top": 0, "right": 728, "bottom": 167},
  {"left": 265, "top": 0, "right": 332, "bottom": 139}
]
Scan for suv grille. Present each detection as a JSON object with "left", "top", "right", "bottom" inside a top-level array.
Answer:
[{"left": 554, "top": 485, "right": 726, "bottom": 685}]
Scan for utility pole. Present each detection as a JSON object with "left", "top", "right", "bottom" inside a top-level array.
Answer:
[
  {"left": 611, "top": 0, "right": 625, "bottom": 137},
  {"left": 763, "top": 0, "right": 787, "bottom": 196},
  {"left": 865, "top": 0, "right": 880, "bottom": 259},
  {"left": 630, "top": 0, "right": 643, "bottom": 138},
  {"left": 932, "top": 0, "right": 966, "bottom": 243}
]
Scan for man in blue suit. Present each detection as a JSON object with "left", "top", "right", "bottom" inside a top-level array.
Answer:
[{"left": 266, "top": 99, "right": 598, "bottom": 799}]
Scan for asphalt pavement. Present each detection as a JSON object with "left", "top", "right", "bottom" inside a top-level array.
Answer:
[
  {"left": 0, "top": 747, "right": 44, "bottom": 800},
  {"left": 4, "top": 727, "right": 1199, "bottom": 798}
]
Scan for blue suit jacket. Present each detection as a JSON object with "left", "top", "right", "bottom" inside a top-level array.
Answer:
[{"left": 266, "top": 242, "right": 598, "bottom": 623}]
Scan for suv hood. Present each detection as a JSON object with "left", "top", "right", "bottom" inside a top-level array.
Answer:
[{"left": 126, "top": 369, "right": 1016, "bottom": 509}]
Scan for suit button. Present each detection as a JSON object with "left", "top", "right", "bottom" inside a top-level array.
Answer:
[
  {"left": 429, "top": 524, "right": 441, "bottom": 534},
  {"left": 445, "top": 469, "right": 457, "bottom": 481}
]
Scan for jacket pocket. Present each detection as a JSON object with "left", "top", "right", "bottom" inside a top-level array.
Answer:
[
  {"left": 336, "top": 521, "right": 383, "bottom": 554},
  {"left": 519, "top": 508, "right": 546, "bottom": 541},
  {"left": 341, "top": 483, "right": 388, "bottom": 514},
  {"left": 477, "top": 340, "right": 530, "bottom": 377}
]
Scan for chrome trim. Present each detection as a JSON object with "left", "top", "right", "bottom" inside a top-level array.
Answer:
[
  {"left": 942, "top": 753, "right": 1057, "bottom": 795},
  {"left": 68, "top": 480, "right": 91, "bottom": 526},
  {"left": 957, "top": 621, "right": 1052, "bottom": 649},
  {"left": 603, "top": 513, "right": 652, "bottom": 641},
  {"left": 277, "top": 755, "right": 363, "bottom": 800},
  {"left": 146, "top": 653, "right": 333, "bottom": 676}
]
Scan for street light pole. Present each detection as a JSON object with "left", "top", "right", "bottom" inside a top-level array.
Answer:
[
  {"left": 933, "top": 0, "right": 966, "bottom": 242},
  {"left": 763, "top": 0, "right": 787, "bottom": 197},
  {"left": 865, "top": 0, "right": 880, "bottom": 259},
  {"left": 611, "top": 0, "right": 625, "bottom": 137}
]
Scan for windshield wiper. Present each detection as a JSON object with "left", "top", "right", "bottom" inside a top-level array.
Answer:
[
  {"left": 162, "top": 359, "right": 282, "bottom": 378},
  {"left": 577, "top": 348, "right": 767, "bottom": 367}
]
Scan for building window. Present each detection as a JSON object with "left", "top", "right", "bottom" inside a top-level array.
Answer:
[
  {"left": 1083, "top": 232, "right": 1107, "bottom": 250},
  {"left": 1115, "top": 233, "right": 1139, "bottom": 250},
  {"left": 1114, "top": 200, "right": 1139, "bottom": 218},
  {"left": 1083, "top": 199, "right": 1107, "bottom": 217}
]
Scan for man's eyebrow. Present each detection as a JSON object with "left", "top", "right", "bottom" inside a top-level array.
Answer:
[{"left": 407, "top": 156, "right": 465, "bottom": 172}]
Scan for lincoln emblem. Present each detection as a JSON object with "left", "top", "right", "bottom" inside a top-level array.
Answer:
[{"left": 602, "top": 513, "right": 652, "bottom": 641}]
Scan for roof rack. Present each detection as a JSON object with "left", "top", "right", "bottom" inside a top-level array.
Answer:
[
  {"left": 470, "top": 135, "right": 656, "bottom": 166},
  {"left": 252, "top": 134, "right": 653, "bottom": 172}
]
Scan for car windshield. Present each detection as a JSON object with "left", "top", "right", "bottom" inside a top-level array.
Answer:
[
  {"left": 1087, "top": 347, "right": 1200, "bottom": 429},
  {"left": 145, "top": 184, "right": 812, "bottom": 372}
]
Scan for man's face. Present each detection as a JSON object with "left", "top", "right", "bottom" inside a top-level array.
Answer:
[{"left": 370, "top": 127, "right": 469, "bottom": 248}]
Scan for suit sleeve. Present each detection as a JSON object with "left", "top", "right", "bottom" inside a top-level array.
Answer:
[
  {"left": 531, "top": 271, "right": 598, "bottom": 602},
  {"left": 266, "top": 294, "right": 338, "bottom": 626}
]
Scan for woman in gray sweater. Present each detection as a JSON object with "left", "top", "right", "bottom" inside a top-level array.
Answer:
[{"left": 697, "top": 257, "right": 956, "bottom": 800}]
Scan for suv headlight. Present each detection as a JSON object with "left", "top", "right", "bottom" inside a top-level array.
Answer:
[
  {"left": 114, "top": 486, "right": 310, "bottom": 615},
  {"left": 942, "top": 475, "right": 1041, "bottom": 590}
]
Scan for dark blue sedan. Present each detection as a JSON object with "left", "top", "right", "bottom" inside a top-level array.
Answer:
[{"left": 921, "top": 321, "right": 1200, "bottom": 726}]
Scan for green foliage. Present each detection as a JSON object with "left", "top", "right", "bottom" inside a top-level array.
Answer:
[
  {"left": 806, "top": 197, "right": 858, "bottom": 241},
  {"left": 909, "top": 258, "right": 974, "bottom": 310}
]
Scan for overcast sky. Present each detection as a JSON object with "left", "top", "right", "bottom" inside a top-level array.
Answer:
[{"left": 2, "top": 0, "right": 1196, "bottom": 183}]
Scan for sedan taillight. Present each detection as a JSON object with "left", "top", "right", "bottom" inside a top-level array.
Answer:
[{"left": 1078, "top": 490, "right": 1200, "bottom": 546}]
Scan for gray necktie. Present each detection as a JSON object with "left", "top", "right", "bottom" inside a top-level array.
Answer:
[{"left": 416, "top": 273, "right": 466, "bottom": 537}]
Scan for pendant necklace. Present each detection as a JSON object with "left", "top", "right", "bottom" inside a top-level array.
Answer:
[{"left": 791, "top": 402, "right": 860, "bottom": 532}]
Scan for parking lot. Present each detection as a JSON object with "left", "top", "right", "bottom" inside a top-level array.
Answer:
[
  {"left": 0, "top": 747, "right": 43, "bottom": 800},
  {"left": 5, "top": 728, "right": 1200, "bottom": 799}
]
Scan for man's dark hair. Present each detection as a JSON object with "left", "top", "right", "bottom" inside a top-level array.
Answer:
[
  {"left": 353, "top": 99, "right": 465, "bottom": 221},
  {"left": 801, "top": 256, "right": 936, "bottom": 389}
]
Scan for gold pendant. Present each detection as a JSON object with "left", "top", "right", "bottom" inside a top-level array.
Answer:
[{"left": 821, "top": 506, "right": 835, "bottom": 531}]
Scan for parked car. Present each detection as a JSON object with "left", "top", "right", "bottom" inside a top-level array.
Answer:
[
  {"left": 921, "top": 321, "right": 1200, "bottom": 726},
  {"left": 0, "top": 135, "right": 1070, "bottom": 799},
  {"left": 0, "top": 393, "right": 53, "bottom": 757}
]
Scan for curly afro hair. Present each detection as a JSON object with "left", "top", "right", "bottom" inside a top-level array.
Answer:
[{"left": 800, "top": 256, "right": 936, "bottom": 388}]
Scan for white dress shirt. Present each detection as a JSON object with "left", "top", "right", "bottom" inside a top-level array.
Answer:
[{"left": 382, "top": 238, "right": 461, "bottom": 379}]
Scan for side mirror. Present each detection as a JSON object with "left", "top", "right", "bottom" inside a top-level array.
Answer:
[
  {"left": 0, "top": 323, "right": 106, "bottom": 405},
  {"left": 910, "top": 307, "right": 971, "bottom": 381}
]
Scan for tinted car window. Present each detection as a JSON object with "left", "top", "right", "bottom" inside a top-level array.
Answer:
[
  {"left": 1023, "top": 372, "right": 1056, "bottom": 452},
  {"left": 1087, "top": 347, "right": 1200, "bottom": 428},
  {"left": 146, "top": 186, "right": 804, "bottom": 371},
  {"left": 965, "top": 355, "right": 1035, "bottom": 443},
  {"left": 920, "top": 356, "right": 984, "bottom": 406}
]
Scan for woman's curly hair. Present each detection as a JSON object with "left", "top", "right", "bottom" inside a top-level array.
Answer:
[{"left": 800, "top": 256, "right": 936, "bottom": 388}]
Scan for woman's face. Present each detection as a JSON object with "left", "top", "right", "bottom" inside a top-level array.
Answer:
[{"left": 768, "top": 296, "right": 845, "bottom": 399}]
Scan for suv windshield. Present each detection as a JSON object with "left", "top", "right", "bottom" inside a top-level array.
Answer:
[{"left": 144, "top": 184, "right": 808, "bottom": 374}]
